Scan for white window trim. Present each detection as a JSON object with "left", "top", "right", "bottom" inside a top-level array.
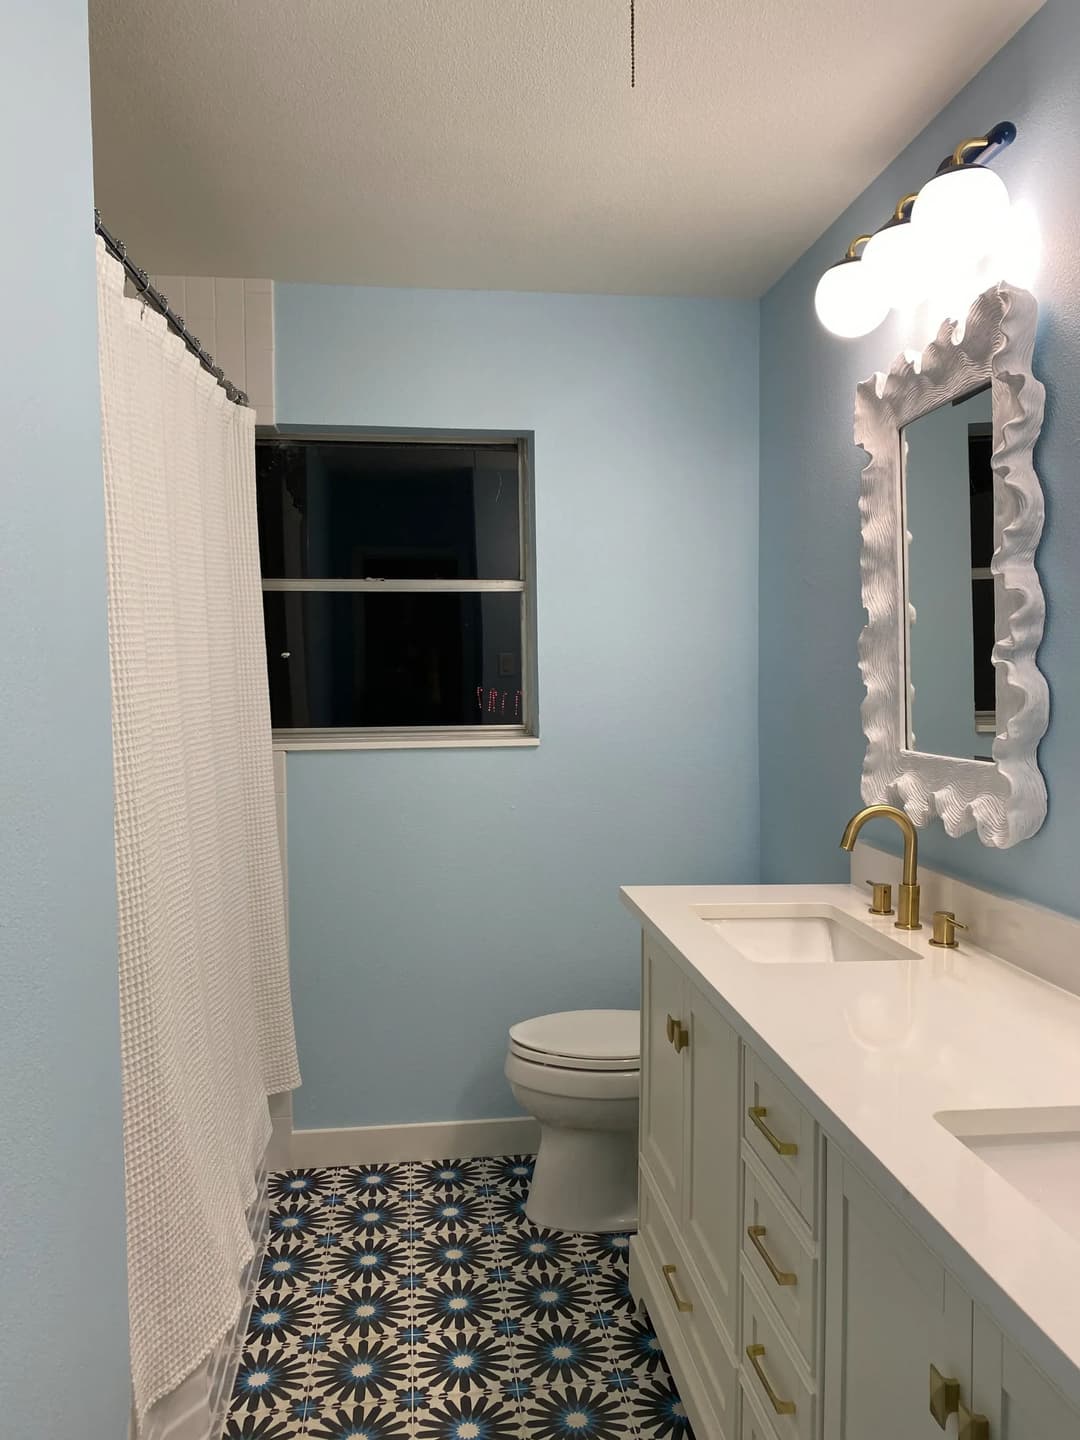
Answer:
[{"left": 274, "top": 732, "right": 540, "bottom": 753}]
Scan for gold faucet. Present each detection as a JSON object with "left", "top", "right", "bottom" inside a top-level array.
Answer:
[{"left": 839, "top": 803, "right": 921, "bottom": 930}]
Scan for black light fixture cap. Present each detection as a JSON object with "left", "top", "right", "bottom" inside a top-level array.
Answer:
[{"left": 934, "top": 120, "right": 1017, "bottom": 175}]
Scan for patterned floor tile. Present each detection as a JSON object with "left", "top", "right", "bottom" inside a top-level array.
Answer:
[
  {"left": 223, "top": 1411, "right": 311, "bottom": 1439},
  {"left": 302, "top": 1399, "right": 413, "bottom": 1439},
  {"left": 402, "top": 1393, "right": 517, "bottom": 1440},
  {"left": 226, "top": 1156, "right": 693, "bottom": 1440},
  {"left": 629, "top": 1377, "right": 694, "bottom": 1439},
  {"left": 521, "top": 1381, "right": 638, "bottom": 1439}
]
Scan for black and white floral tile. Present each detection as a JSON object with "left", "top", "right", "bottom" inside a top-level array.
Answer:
[{"left": 226, "top": 1156, "right": 693, "bottom": 1440}]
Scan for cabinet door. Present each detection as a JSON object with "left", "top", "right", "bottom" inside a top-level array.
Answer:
[
  {"left": 823, "top": 1148, "right": 971, "bottom": 1440},
  {"left": 640, "top": 934, "right": 687, "bottom": 1216},
  {"left": 682, "top": 981, "right": 741, "bottom": 1348},
  {"left": 971, "top": 1306, "right": 1080, "bottom": 1437}
]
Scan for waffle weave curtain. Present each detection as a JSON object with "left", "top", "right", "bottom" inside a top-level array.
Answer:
[{"left": 97, "top": 239, "right": 300, "bottom": 1428}]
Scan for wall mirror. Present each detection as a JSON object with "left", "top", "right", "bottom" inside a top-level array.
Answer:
[{"left": 854, "top": 282, "right": 1048, "bottom": 847}]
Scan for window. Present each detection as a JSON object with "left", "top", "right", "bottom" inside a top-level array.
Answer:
[{"left": 256, "top": 435, "right": 534, "bottom": 746}]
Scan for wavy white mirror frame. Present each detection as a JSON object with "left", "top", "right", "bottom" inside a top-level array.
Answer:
[{"left": 854, "top": 282, "right": 1048, "bottom": 848}]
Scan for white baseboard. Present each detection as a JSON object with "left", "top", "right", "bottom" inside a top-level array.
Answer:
[
  {"left": 287, "top": 1115, "right": 541, "bottom": 1169},
  {"left": 266, "top": 1090, "right": 294, "bottom": 1171}
]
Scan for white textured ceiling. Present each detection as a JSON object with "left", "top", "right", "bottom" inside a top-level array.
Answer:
[{"left": 89, "top": 0, "right": 1043, "bottom": 297}]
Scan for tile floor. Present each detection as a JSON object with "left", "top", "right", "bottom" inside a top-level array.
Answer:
[{"left": 225, "top": 1156, "right": 692, "bottom": 1439}]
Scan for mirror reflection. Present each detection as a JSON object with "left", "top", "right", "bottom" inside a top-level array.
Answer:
[{"left": 901, "top": 383, "right": 995, "bottom": 760}]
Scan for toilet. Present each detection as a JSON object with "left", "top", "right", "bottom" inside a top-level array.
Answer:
[{"left": 505, "top": 1009, "right": 640, "bottom": 1234}]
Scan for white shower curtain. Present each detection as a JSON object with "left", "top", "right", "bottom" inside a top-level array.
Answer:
[{"left": 96, "top": 240, "right": 301, "bottom": 1428}]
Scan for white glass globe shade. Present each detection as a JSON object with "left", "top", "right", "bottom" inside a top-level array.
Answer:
[
  {"left": 814, "top": 259, "right": 889, "bottom": 339},
  {"left": 912, "top": 165, "right": 1011, "bottom": 257},
  {"left": 862, "top": 219, "right": 932, "bottom": 313}
]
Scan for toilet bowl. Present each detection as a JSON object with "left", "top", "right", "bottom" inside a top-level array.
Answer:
[{"left": 505, "top": 1009, "right": 639, "bottom": 1234}]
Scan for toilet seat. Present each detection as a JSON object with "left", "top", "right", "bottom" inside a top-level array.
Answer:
[
  {"left": 504, "top": 1008, "right": 641, "bottom": 1231},
  {"left": 508, "top": 1009, "right": 639, "bottom": 1072}
]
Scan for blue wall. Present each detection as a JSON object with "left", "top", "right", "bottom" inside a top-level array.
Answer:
[
  {"left": 276, "top": 286, "right": 760, "bottom": 1127},
  {"left": 0, "top": 2, "right": 129, "bottom": 1434},
  {"left": 759, "top": 0, "right": 1080, "bottom": 913}
]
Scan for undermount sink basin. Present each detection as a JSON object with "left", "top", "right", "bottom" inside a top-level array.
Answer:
[
  {"left": 700, "top": 910, "right": 907, "bottom": 964},
  {"left": 936, "top": 1107, "right": 1080, "bottom": 1243}
]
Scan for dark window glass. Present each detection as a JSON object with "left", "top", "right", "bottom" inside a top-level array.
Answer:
[
  {"left": 264, "top": 591, "right": 523, "bottom": 729},
  {"left": 972, "top": 578, "right": 995, "bottom": 712},
  {"left": 256, "top": 441, "right": 520, "bottom": 580},
  {"left": 968, "top": 424, "right": 994, "bottom": 568}
]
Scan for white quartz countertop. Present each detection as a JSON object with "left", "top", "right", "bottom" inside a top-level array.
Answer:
[{"left": 620, "top": 881, "right": 1080, "bottom": 1404}]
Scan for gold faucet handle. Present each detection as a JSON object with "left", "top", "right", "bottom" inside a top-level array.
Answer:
[
  {"left": 929, "top": 910, "right": 968, "bottom": 949},
  {"left": 865, "top": 879, "right": 894, "bottom": 915}
]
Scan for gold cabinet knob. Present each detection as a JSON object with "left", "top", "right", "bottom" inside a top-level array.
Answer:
[
  {"left": 665, "top": 1014, "right": 688, "bottom": 1052},
  {"left": 866, "top": 879, "right": 894, "bottom": 915},
  {"left": 958, "top": 1404, "right": 990, "bottom": 1440},
  {"left": 929, "top": 911, "right": 969, "bottom": 949},
  {"left": 930, "top": 1364, "right": 960, "bottom": 1428}
]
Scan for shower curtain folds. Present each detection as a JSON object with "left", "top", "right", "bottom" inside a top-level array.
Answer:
[{"left": 96, "top": 239, "right": 300, "bottom": 1433}]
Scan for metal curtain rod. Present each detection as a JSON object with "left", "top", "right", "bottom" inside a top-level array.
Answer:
[{"left": 94, "top": 210, "right": 250, "bottom": 407}]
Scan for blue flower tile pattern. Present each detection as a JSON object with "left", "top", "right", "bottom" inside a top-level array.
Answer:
[{"left": 225, "top": 1157, "right": 693, "bottom": 1439}]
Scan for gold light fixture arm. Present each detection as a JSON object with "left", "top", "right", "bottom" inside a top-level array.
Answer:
[
  {"left": 952, "top": 135, "right": 990, "bottom": 166},
  {"left": 894, "top": 192, "right": 919, "bottom": 221},
  {"left": 845, "top": 233, "right": 872, "bottom": 260}
]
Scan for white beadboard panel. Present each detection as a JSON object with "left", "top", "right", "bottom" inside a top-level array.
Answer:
[
  {"left": 149, "top": 273, "right": 275, "bottom": 424},
  {"left": 182, "top": 276, "right": 215, "bottom": 356},
  {"left": 242, "top": 280, "right": 275, "bottom": 424},
  {"left": 212, "top": 278, "right": 247, "bottom": 388},
  {"left": 152, "top": 276, "right": 187, "bottom": 315}
]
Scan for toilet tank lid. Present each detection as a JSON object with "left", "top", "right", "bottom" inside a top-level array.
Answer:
[{"left": 509, "top": 1009, "right": 640, "bottom": 1063}]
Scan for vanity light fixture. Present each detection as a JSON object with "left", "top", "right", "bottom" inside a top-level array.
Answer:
[
  {"left": 861, "top": 193, "right": 927, "bottom": 313},
  {"left": 815, "top": 121, "right": 1017, "bottom": 338},
  {"left": 813, "top": 234, "right": 890, "bottom": 339},
  {"left": 912, "top": 126, "right": 1015, "bottom": 258}
]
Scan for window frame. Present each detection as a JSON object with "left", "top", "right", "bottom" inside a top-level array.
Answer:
[{"left": 255, "top": 428, "right": 538, "bottom": 751}]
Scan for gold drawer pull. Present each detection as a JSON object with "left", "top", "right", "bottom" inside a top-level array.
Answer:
[
  {"left": 662, "top": 1263, "right": 693, "bottom": 1313},
  {"left": 958, "top": 1404, "right": 990, "bottom": 1440},
  {"left": 747, "top": 1225, "right": 797, "bottom": 1287},
  {"left": 748, "top": 1106, "right": 798, "bottom": 1156},
  {"left": 665, "top": 1013, "right": 676, "bottom": 1044},
  {"left": 930, "top": 1364, "right": 960, "bottom": 1428},
  {"left": 746, "top": 1344, "right": 796, "bottom": 1417}
]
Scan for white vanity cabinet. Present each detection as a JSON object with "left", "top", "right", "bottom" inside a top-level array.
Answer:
[
  {"left": 971, "top": 1310, "right": 1080, "bottom": 1437},
  {"left": 823, "top": 1151, "right": 972, "bottom": 1439},
  {"left": 629, "top": 918, "right": 1080, "bottom": 1440},
  {"left": 634, "top": 933, "right": 742, "bottom": 1437},
  {"left": 822, "top": 1151, "right": 1080, "bottom": 1440}
]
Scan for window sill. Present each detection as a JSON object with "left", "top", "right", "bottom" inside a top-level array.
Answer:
[{"left": 273, "top": 735, "right": 540, "bottom": 753}]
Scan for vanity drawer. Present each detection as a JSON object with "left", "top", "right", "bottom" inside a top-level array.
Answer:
[
  {"left": 741, "top": 1377, "right": 783, "bottom": 1440},
  {"left": 744, "top": 1049, "right": 818, "bottom": 1227},
  {"left": 638, "top": 1181, "right": 739, "bottom": 1437},
  {"left": 741, "top": 1272, "right": 816, "bottom": 1440},
  {"left": 742, "top": 1151, "right": 818, "bottom": 1371}
]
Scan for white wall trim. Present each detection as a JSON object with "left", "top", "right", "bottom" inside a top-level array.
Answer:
[
  {"left": 287, "top": 1115, "right": 541, "bottom": 1168},
  {"left": 851, "top": 839, "right": 1080, "bottom": 997}
]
